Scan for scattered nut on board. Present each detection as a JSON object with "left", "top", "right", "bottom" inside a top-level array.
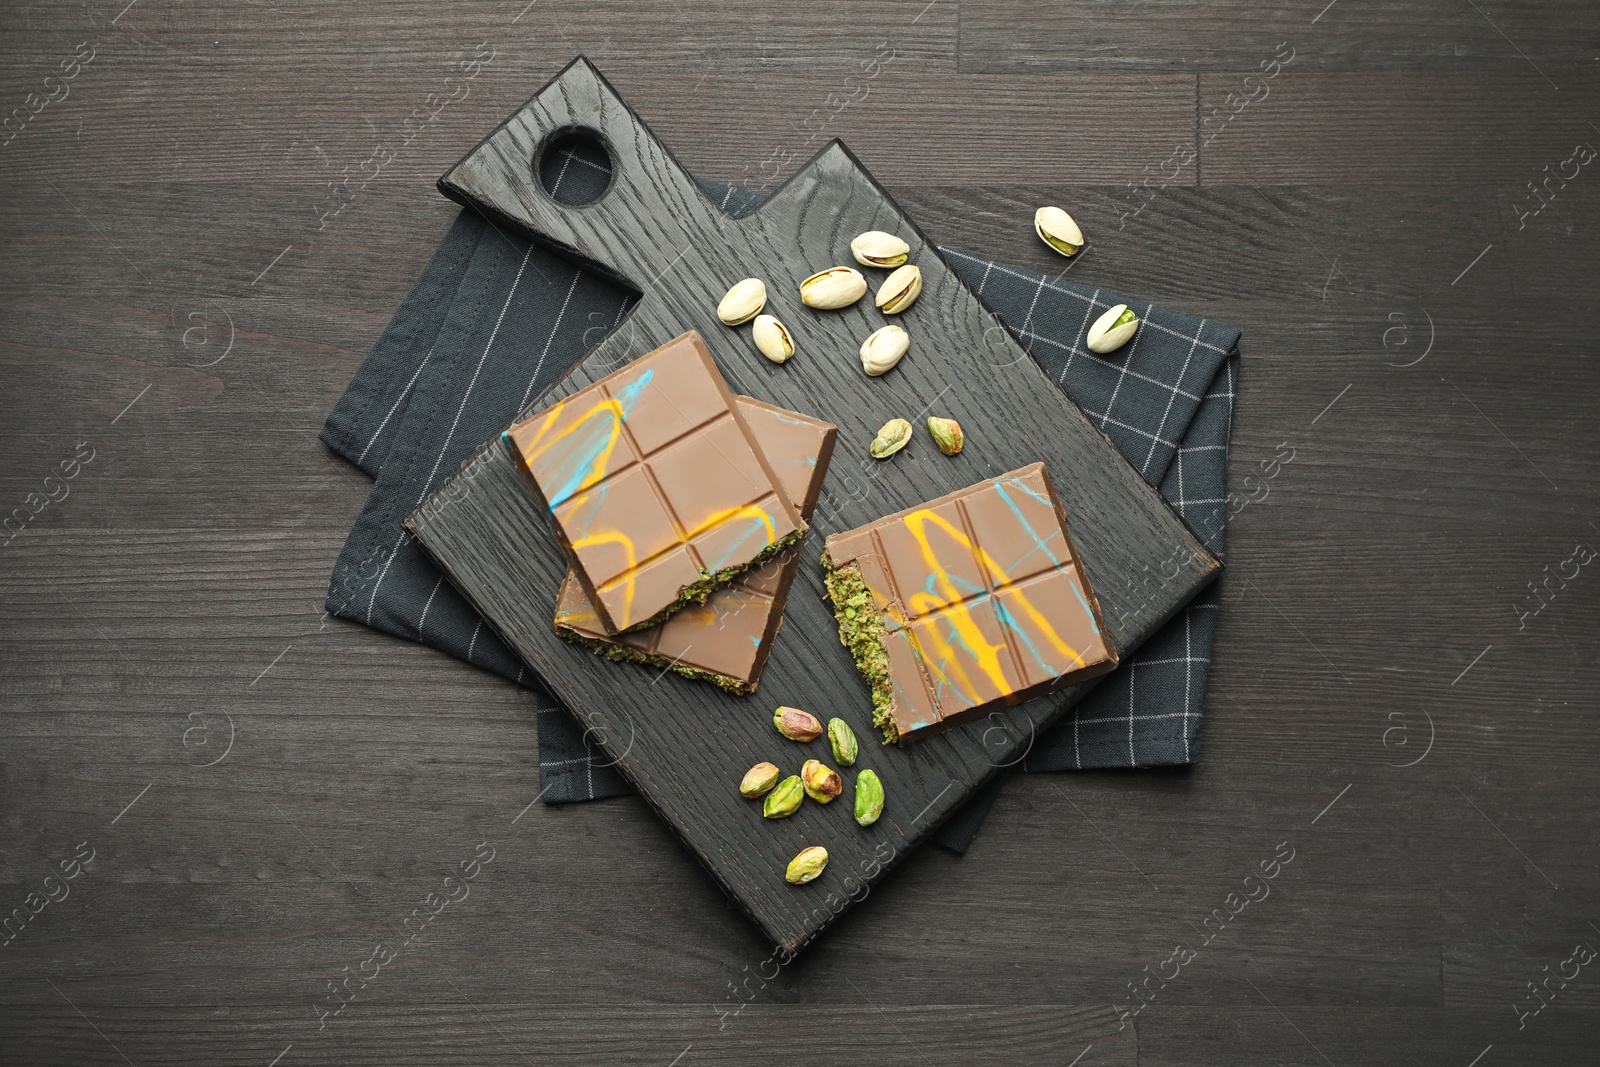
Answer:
[
  {"left": 786, "top": 845, "right": 829, "bottom": 884},
  {"left": 717, "top": 277, "right": 767, "bottom": 325},
  {"left": 850, "top": 230, "right": 910, "bottom": 268},
  {"left": 854, "top": 769, "right": 884, "bottom": 827},
  {"left": 751, "top": 314, "right": 795, "bottom": 363},
  {"left": 869, "top": 417, "right": 913, "bottom": 459},
  {"left": 740, "top": 762, "right": 781, "bottom": 798},
  {"left": 763, "top": 776, "right": 804, "bottom": 818},
  {"left": 875, "top": 264, "right": 922, "bottom": 314},
  {"left": 860, "top": 324, "right": 909, "bottom": 376},
  {"left": 773, "top": 706, "right": 824, "bottom": 742},
  {"left": 927, "top": 416, "right": 964, "bottom": 456},
  {"left": 799, "top": 266, "right": 868, "bottom": 309}
]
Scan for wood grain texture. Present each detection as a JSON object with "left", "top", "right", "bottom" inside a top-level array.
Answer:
[
  {"left": 409, "top": 58, "right": 1217, "bottom": 953},
  {"left": 2, "top": 0, "right": 1600, "bottom": 1063}
]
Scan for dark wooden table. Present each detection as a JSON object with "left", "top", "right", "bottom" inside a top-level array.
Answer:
[{"left": 3, "top": 2, "right": 1597, "bottom": 1063}]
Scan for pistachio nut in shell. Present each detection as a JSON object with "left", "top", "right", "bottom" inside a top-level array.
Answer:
[
  {"left": 773, "top": 705, "right": 823, "bottom": 742},
  {"left": 739, "top": 761, "right": 782, "bottom": 798},
  {"left": 850, "top": 230, "right": 910, "bottom": 268},
  {"left": 854, "top": 769, "right": 885, "bottom": 826},
  {"left": 785, "top": 845, "right": 829, "bottom": 885},
  {"left": 869, "top": 417, "right": 913, "bottom": 460},
  {"left": 763, "top": 775, "right": 805, "bottom": 818},
  {"left": 859, "top": 324, "right": 910, "bottom": 376},
  {"left": 801, "top": 758, "right": 843, "bottom": 803},
  {"left": 717, "top": 277, "right": 767, "bottom": 325},
  {"left": 1086, "top": 303, "right": 1139, "bottom": 354},
  {"left": 926, "top": 416, "right": 964, "bottom": 456},
  {"left": 798, "top": 267, "right": 868, "bottom": 309},
  {"left": 751, "top": 314, "right": 795, "bottom": 364},
  {"left": 1034, "top": 206, "right": 1084, "bottom": 257},
  {"left": 875, "top": 264, "right": 923, "bottom": 314},
  {"left": 827, "top": 718, "right": 859, "bottom": 766}
]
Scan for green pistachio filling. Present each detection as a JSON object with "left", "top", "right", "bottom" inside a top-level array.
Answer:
[
  {"left": 554, "top": 624, "right": 751, "bottom": 693},
  {"left": 821, "top": 554, "right": 897, "bottom": 743},
  {"left": 1113, "top": 307, "right": 1138, "bottom": 328},
  {"left": 616, "top": 525, "right": 808, "bottom": 634}
]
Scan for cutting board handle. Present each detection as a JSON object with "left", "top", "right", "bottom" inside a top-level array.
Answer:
[{"left": 437, "top": 57, "right": 725, "bottom": 292}]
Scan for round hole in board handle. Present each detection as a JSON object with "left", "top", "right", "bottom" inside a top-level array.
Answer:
[{"left": 535, "top": 127, "right": 614, "bottom": 207}]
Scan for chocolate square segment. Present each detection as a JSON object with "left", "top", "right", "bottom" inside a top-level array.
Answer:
[
  {"left": 822, "top": 463, "right": 1118, "bottom": 744},
  {"left": 553, "top": 397, "right": 837, "bottom": 693},
  {"left": 504, "top": 331, "right": 806, "bottom": 634}
]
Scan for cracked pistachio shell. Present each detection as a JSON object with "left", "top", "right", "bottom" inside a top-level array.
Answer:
[
  {"left": 1086, "top": 303, "right": 1139, "bottom": 353},
  {"left": 1034, "top": 206, "right": 1084, "bottom": 257},
  {"left": 801, "top": 758, "right": 843, "bottom": 803},
  {"left": 869, "top": 417, "right": 913, "bottom": 460},
  {"left": 774, "top": 706, "right": 823, "bottom": 742},
  {"left": 739, "top": 762, "right": 782, "bottom": 798},
  {"left": 875, "top": 264, "right": 922, "bottom": 314},
  {"left": 799, "top": 266, "right": 867, "bottom": 309},
  {"left": 926, "top": 416, "right": 964, "bottom": 456},
  {"left": 785, "top": 845, "right": 829, "bottom": 885},
  {"left": 859, "top": 324, "right": 909, "bottom": 376},
  {"left": 717, "top": 278, "right": 767, "bottom": 325},
  {"left": 854, "top": 769, "right": 884, "bottom": 826},
  {"left": 751, "top": 314, "right": 795, "bottom": 363},
  {"left": 827, "top": 718, "right": 859, "bottom": 767},
  {"left": 851, "top": 230, "right": 910, "bottom": 268},
  {"left": 763, "top": 775, "right": 805, "bottom": 818}
]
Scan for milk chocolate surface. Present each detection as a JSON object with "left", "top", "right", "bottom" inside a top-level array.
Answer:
[
  {"left": 823, "top": 463, "right": 1118, "bottom": 743},
  {"left": 554, "top": 397, "right": 837, "bottom": 693},
  {"left": 503, "top": 331, "right": 805, "bottom": 634}
]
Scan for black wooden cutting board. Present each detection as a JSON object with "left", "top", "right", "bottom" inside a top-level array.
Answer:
[{"left": 407, "top": 58, "right": 1220, "bottom": 953}]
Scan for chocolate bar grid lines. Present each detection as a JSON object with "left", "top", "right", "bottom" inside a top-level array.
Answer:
[
  {"left": 824, "top": 463, "right": 1118, "bottom": 743},
  {"left": 504, "top": 332, "right": 806, "bottom": 634},
  {"left": 553, "top": 397, "right": 837, "bottom": 692}
]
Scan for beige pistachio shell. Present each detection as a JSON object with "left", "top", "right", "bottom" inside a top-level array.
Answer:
[
  {"left": 1034, "top": 206, "right": 1084, "bottom": 257},
  {"left": 751, "top": 314, "right": 795, "bottom": 363},
  {"left": 799, "top": 267, "right": 868, "bottom": 309},
  {"left": 1086, "top": 303, "right": 1139, "bottom": 353},
  {"left": 850, "top": 230, "right": 910, "bottom": 268},
  {"left": 860, "top": 324, "right": 909, "bottom": 376},
  {"left": 718, "top": 278, "right": 767, "bottom": 325},
  {"left": 875, "top": 264, "right": 922, "bottom": 314}
]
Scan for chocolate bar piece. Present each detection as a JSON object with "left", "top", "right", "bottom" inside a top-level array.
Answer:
[
  {"left": 504, "top": 331, "right": 806, "bottom": 634},
  {"left": 554, "top": 397, "right": 837, "bottom": 693},
  {"left": 822, "top": 463, "right": 1118, "bottom": 744}
]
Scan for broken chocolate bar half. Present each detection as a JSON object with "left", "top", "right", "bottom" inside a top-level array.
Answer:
[
  {"left": 822, "top": 463, "right": 1118, "bottom": 744},
  {"left": 554, "top": 396, "right": 837, "bottom": 693},
  {"left": 503, "top": 331, "right": 807, "bottom": 634}
]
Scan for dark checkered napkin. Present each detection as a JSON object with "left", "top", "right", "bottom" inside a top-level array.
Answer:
[{"left": 319, "top": 146, "right": 1240, "bottom": 851}]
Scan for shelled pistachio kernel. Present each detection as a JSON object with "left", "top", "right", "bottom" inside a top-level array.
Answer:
[
  {"left": 1086, "top": 303, "right": 1139, "bottom": 353},
  {"left": 869, "top": 417, "right": 912, "bottom": 460},
  {"left": 801, "top": 758, "right": 843, "bottom": 803},
  {"left": 740, "top": 762, "right": 782, "bottom": 798},
  {"left": 773, "top": 705, "right": 823, "bottom": 742},
  {"left": 851, "top": 230, "right": 910, "bottom": 268},
  {"left": 854, "top": 769, "right": 885, "bottom": 827},
  {"left": 717, "top": 278, "right": 767, "bottom": 325},
  {"left": 875, "top": 264, "right": 922, "bottom": 314},
  {"left": 859, "top": 324, "right": 909, "bottom": 376},
  {"left": 799, "top": 266, "right": 868, "bottom": 309},
  {"left": 1034, "top": 205, "right": 1084, "bottom": 257},
  {"left": 763, "top": 775, "right": 804, "bottom": 818},
  {"left": 827, "top": 718, "right": 859, "bottom": 767},
  {"left": 926, "top": 416, "right": 964, "bottom": 456},
  {"left": 751, "top": 314, "right": 795, "bottom": 363},
  {"left": 786, "top": 845, "right": 829, "bottom": 885}
]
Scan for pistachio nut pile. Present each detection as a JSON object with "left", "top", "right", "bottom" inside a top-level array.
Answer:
[{"left": 736, "top": 707, "right": 888, "bottom": 884}]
